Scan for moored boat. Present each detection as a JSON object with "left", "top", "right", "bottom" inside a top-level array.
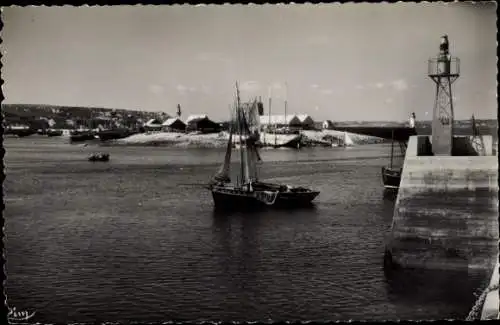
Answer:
[
  {"left": 5, "top": 126, "right": 36, "bottom": 137},
  {"left": 70, "top": 129, "right": 96, "bottom": 142},
  {"left": 47, "top": 129, "right": 63, "bottom": 137},
  {"left": 208, "top": 82, "right": 320, "bottom": 210},
  {"left": 381, "top": 128, "right": 407, "bottom": 190},
  {"left": 382, "top": 166, "right": 402, "bottom": 189},
  {"left": 97, "top": 128, "right": 136, "bottom": 141},
  {"left": 88, "top": 152, "right": 110, "bottom": 162}
]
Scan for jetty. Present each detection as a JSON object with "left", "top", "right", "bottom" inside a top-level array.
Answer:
[{"left": 383, "top": 36, "right": 498, "bottom": 318}]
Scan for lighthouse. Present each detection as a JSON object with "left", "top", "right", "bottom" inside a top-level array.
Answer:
[{"left": 428, "top": 35, "right": 460, "bottom": 156}]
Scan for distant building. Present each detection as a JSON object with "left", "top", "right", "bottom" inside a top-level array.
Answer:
[
  {"left": 259, "top": 115, "right": 302, "bottom": 131},
  {"left": 185, "top": 115, "right": 220, "bottom": 133},
  {"left": 162, "top": 118, "right": 186, "bottom": 132},
  {"left": 144, "top": 118, "right": 163, "bottom": 132},
  {"left": 296, "top": 114, "right": 316, "bottom": 129},
  {"left": 186, "top": 114, "right": 209, "bottom": 124},
  {"left": 322, "top": 120, "right": 334, "bottom": 130},
  {"left": 409, "top": 112, "right": 416, "bottom": 128}
]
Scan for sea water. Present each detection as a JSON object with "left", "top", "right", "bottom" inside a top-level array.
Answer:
[{"left": 4, "top": 136, "right": 485, "bottom": 323}]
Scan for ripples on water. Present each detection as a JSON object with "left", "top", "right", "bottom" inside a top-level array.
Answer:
[{"left": 4, "top": 137, "right": 486, "bottom": 323}]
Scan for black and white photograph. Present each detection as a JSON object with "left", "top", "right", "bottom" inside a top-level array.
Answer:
[{"left": 1, "top": 2, "right": 498, "bottom": 323}]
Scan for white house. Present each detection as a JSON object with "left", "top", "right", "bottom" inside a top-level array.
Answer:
[
  {"left": 259, "top": 115, "right": 302, "bottom": 128},
  {"left": 162, "top": 118, "right": 186, "bottom": 132},
  {"left": 185, "top": 114, "right": 209, "bottom": 124},
  {"left": 409, "top": 113, "right": 416, "bottom": 128},
  {"left": 144, "top": 118, "right": 163, "bottom": 132}
]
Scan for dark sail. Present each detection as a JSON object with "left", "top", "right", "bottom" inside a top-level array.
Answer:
[
  {"left": 257, "top": 101, "right": 264, "bottom": 116},
  {"left": 209, "top": 82, "right": 321, "bottom": 210},
  {"left": 211, "top": 125, "right": 233, "bottom": 184},
  {"left": 240, "top": 100, "right": 262, "bottom": 181}
]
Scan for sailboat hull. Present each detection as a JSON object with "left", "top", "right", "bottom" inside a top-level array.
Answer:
[
  {"left": 381, "top": 166, "right": 402, "bottom": 189},
  {"left": 211, "top": 186, "right": 320, "bottom": 210}
]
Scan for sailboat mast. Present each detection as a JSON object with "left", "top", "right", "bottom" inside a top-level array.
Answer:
[
  {"left": 390, "top": 129, "right": 394, "bottom": 169},
  {"left": 284, "top": 82, "right": 288, "bottom": 130},
  {"left": 268, "top": 87, "right": 272, "bottom": 134},
  {"left": 236, "top": 82, "right": 246, "bottom": 186},
  {"left": 241, "top": 106, "right": 251, "bottom": 185}
]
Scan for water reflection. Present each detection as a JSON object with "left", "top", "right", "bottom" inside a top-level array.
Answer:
[
  {"left": 382, "top": 188, "right": 398, "bottom": 202},
  {"left": 383, "top": 267, "right": 487, "bottom": 319},
  {"left": 211, "top": 206, "right": 321, "bottom": 319}
]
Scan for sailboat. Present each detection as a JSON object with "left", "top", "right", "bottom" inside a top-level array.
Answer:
[
  {"left": 208, "top": 82, "right": 320, "bottom": 210},
  {"left": 381, "top": 129, "right": 406, "bottom": 189},
  {"left": 342, "top": 131, "right": 354, "bottom": 147}
]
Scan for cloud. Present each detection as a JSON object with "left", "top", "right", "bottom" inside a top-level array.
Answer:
[
  {"left": 367, "top": 82, "right": 385, "bottom": 89},
  {"left": 307, "top": 35, "right": 330, "bottom": 46},
  {"left": 270, "top": 82, "right": 282, "bottom": 90},
  {"left": 240, "top": 81, "right": 261, "bottom": 92},
  {"left": 194, "top": 51, "right": 230, "bottom": 63},
  {"left": 391, "top": 79, "right": 409, "bottom": 91},
  {"left": 148, "top": 84, "right": 164, "bottom": 95},
  {"left": 176, "top": 84, "right": 187, "bottom": 94},
  {"left": 385, "top": 97, "right": 394, "bottom": 104},
  {"left": 176, "top": 84, "right": 196, "bottom": 95},
  {"left": 310, "top": 84, "right": 320, "bottom": 89},
  {"left": 355, "top": 84, "right": 365, "bottom": 90},
  {"left": 200, "top": 85, "right": 211, "bottom": 95},
  {"left": 320, "top": 89, "right": 333, "bottom": 95}
]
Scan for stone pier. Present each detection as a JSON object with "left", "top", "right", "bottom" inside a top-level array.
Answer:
[{"left": 385, "top": 135, "right": 499, "bottom": 271}]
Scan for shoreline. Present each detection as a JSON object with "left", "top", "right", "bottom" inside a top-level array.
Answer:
[
  {"left": 3, "top": 130, "right": 388, "bottom": 149},
  {"left": 102, "top": 130, "right": 385, "bottom": 148}
]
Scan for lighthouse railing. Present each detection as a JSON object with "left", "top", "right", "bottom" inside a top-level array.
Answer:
[{"left": 428, "top": 57, "right": 460, "bottom": 77}]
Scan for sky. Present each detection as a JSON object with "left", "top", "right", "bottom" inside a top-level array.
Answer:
[{"left": 1, "top": 3, "right": 497, "bottom": 121}]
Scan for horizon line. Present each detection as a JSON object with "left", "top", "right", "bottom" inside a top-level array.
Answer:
[{"left": 2, "top": 102, "right": 496, "bottom": 122}]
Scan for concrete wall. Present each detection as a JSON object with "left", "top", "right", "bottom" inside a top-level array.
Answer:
[{"left": 385, "top": 135, "right": 499, "bottom": 271}]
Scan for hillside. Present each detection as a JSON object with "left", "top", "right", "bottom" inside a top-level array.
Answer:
[
  {"left": 1, "top": 103, "right": 170, "bottom": 129},
  {"left": 2, "top": 103, "right": 166, "bottom": 120},
  {"left": 2, "top": 103, "right": 497, "bottom": 133}
]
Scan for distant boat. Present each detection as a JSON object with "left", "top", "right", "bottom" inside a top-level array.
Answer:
[
  {"left": 381, "top": 129, "right": 405, "bottom": 190},
  {"left": 70, "top": 130, "right": 95, "bottom": 142},
  {"left": 97, "top": 128, "right": 135, "bottom": 141},
  {"left": 47, "top": 129, "right": 63, "bottom": 137},
  {"left": 88, "top": 152, "right": 110, "bottom": 162},
  {"left": 382, "top": 166, "right": 402, "bottom": 189},
  {"left": 5, "top": 126, "right": 36, "bottom": 137},
  {"left": 208, "top": 82, "right": 320, "bottom": 210},
  {"left": 342, "top": 131, "right": 354, "bottom": 147}
]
